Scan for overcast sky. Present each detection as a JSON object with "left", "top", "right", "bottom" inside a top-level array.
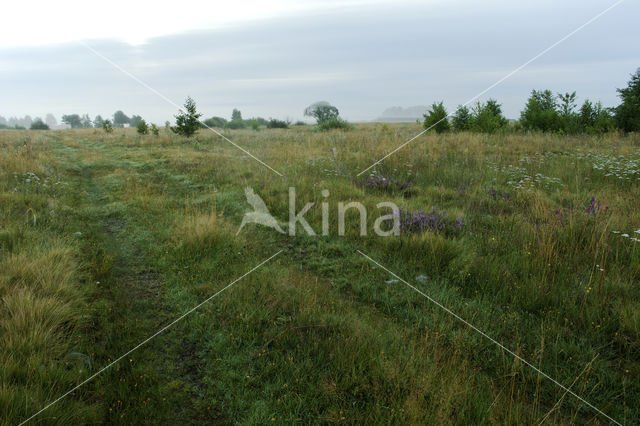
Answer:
[{"left": 1, "top": 0, "right": 638, "bottom": 123}]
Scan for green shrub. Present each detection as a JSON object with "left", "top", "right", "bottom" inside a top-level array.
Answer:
[
  {"left": 249, "top": 121, "right": 260, "bottom": 131},
  {"left": 423, "top": 101, "right": 450, "bottom": 133},
  {"left": 136, "top": 120, "right": 149, "bottom": 135},
  {"left": 580, "top": 100, "right": 615, "bottom": 134},
  {"left": 317, "top": 117, "right": 352, "bottom": 131},
  {"left": 226, "top": 119, "right": 245, "bottom": 130},
  {"left": 266, "top": 118, "right": 289, "bottom": 129},
  {"left": 452, "top": 105, "right": 471, "bottom": 131},
  {"left": 29, "top": 119, "right": 49, "bottom": 130},
  {"left": 470, "top": 99, "right": 508, "bottom": 133},
  {"left": 102, "top": 119, "right": 113, "bottom": 133},
  {"left": 520, "top": 90, "right": 562, "bottom": 132},
  {"left": 202, "top": 116, "right": 227, "bottom": 128},
  {"left": 171, "top": 97, "right": 202, "bottom": 137}
]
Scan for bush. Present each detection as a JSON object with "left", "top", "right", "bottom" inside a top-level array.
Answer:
[
  {"left": 171, "top": 97, "right": 202, "bottom": 137},
  {"left": 150, "top": 123, "right": 159, "bottom": 136},
  {"left": 136, "top": 120, "right": 149, "bottom": 135},
  {"left": 226, "top": 119, "right": 245, "bottom": 130},
  {"left": 202, "top": 116, "right": 228, "bottom": 128},
  {"left": 520, "top": 90, "right": 562, "bottom": 132},
  {"left": 266, "top": 118, "right": 289, "bottom": 129},
  {"left": 30, "top": 119, "right": 49, "bottom": 130},
  {"left": 452, "top": 105, "right": 471, "bottom": 131},
  {"left": 317, "top": 117, "right": 352, "bottom": 131},
  {"left": 470, "top": 99, "right": 508, "bottom": 133},
  {"left": 423, "top": 101, "right": 450, "bottom": 133},
  {"left": 103, "top": 119, "right": 113, "bottom": 133}
]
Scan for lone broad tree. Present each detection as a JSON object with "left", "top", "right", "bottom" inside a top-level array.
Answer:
[
  {"left": 172, "top": 97, "right": 202, "bottom": 137},
  {"left": 304, "top": 101, "right": 339, "bottom": 124}
]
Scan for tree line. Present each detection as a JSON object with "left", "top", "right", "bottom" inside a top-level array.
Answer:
[
  {"left": 5, "top": 68, "right": 637, "bottom": 134},
  {"left": 424, "top": 68, "right": 640, "bottom": 134}
]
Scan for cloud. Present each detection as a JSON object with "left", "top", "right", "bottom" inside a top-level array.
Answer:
[{"left": 1, "top": 0, "right": 638, "bottom": 122}]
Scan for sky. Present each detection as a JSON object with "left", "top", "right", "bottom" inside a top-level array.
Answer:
[{"left": 1, "top": 0, "right": 638, "bottom": 123}]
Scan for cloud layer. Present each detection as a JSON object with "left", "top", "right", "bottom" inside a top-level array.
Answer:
[{"left": 1, "top": 0, "right": 637, "bottom": 123}]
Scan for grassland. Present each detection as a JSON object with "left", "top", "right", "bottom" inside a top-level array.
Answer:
[{"left": 0, "top": 124, "right": 638, "bottom": 424}]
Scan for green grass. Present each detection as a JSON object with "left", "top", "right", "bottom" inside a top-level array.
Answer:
[{"left": 0, "top": 125, "right": 638, "bottom": 424}]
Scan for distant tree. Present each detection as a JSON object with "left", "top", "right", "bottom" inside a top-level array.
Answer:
[
  {"left": 580, "top": 100, "right": 615, "bottom": 134},
  {"left": 203, "top": 116, "right": 228, "bottom": 128},
  {"left": 0, "top": 116, "right": 6, "bottom": 126},
  {"left": 165, "top": 121, "right": 170, "bottom": 128},
  {"left": 616, "top": 68, "right": 640, "bottom": 133},
  {"left": 231, "top": 108, "right": 243, "bottom": 121},
  {"left": 557, "top": 91, "right": 582, "bottom": 133},
  {"left": 558, "top": 92, "right": 577, "bottom": 117},
  {"left": 20, "top": 115, "right": 33, "bottom": 129},
  {"left": 304, "top": 101, "right": 339, "bottom": 124},
  {"left": 533, "top": 89, "right": 558, "bottom": 111},
  {"left": 62, "top": 114, "right": 82, "bottom": 129},
  {"left": 452, "top": 105, "right": 472, "bottom": 131},
  {"left": 113, "top": 110, "right": 130, "bottom": 128},
  {"left": 580, "top": 100, "right": 595, "bottom": 128},
  {"left": 423, "top": 101, "right": 450, "bottom": 133},
  {"left": 80, "top": 114, "right": 92, "bottom": 128},
  {"left": 471, "top": 99, "right": 508, "bottom": 133},
  {"left": 30, "top": 118, "right": 49, "bottom": 130},
  {"left": 150, "top": 123, "right": 159, "bottom": 136},
  {"left": 171, "top": 97, "right": 202, "bottom": 137},
  {"left": 520, "top": 90, "right": 561, "bottom": 132},
  {"left": 103, "top": 119, "right": 113, "bottom": 133},
  {"left": 45, "top": 113, "right": 57, "bottom": 129},
  {"left": 136, "top": 119, "right": 149, "bottom": 135},
  {"left": 129, "top": 115, "right": 143, "bottom": 128},
  {"left": 94, "top": 115, "right": 104, "bottom": 128}
]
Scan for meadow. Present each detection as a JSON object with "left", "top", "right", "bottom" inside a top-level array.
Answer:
[{"left": 0, "top": 124, "right": 638, "bottom": 424}]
